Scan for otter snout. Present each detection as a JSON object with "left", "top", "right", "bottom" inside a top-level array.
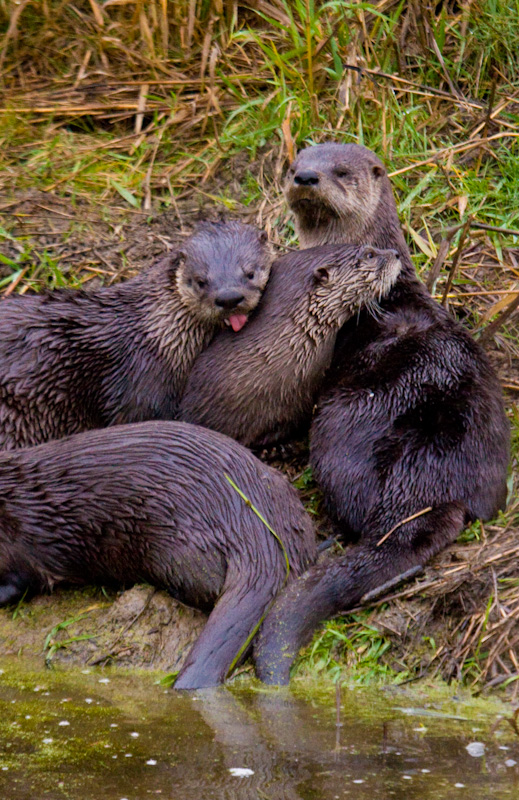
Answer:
[
  {"left": 214, "top": 289, "right": 246, "bottom": 310},
  {"left": 382, "top": 249, "right": 401, "bottom": 268},
  {"left": 360, "top": 246, "right": 400, "bottom": 263},
  {"left": 294, "top": 169, "right": 319, "bottom": 187},
  {"left": 373, "top": 247, "right": 403, "bottom": 294}
]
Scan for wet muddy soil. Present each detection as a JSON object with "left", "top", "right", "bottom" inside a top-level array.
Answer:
[{"left": 0, "top": 586, "right": 206, "bottom": 674}]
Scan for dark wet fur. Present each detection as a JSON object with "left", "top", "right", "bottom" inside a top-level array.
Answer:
[
  {"left": 178, "top": 244, "right": 401, "bottom": 447},
  {"left": 0, "top": 221, "right": 270, "bottom": 451},
  {"left": 0, "top": 421, "right": 316, "bottom": 689},
  {"left": 254, "top": 143, "right": 510, "bottom": 684}
]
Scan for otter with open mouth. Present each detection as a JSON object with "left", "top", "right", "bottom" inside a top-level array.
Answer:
[
  {"left": 0, "top": 220, "right": 271, "bottom": 450},
  {"left": 178, "top": 243, "right": 402, "bottom": 447}
]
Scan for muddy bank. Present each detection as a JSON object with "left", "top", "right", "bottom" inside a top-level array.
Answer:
[
  {"left": 1, "top": 514, "right": 517, "bottom": 691},
  {"left": 0, "top": 586, "right": 206, "bottom": 674}
]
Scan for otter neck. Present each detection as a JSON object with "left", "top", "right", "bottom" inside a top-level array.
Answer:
[
  {"left": 143, "top": 294, "right": 213, "bottom": 388},
  {"left": 296, "top": 214, "right": 367, "bottom": 250},
  {"left": 278, "top": 294, "right": 344, "bottom": 377},
  {"left": 295, "top": 192, "right": 417, "bottom": 283},
  {"left": 118, "top": 268, "right": 215, "bottom": 387}
]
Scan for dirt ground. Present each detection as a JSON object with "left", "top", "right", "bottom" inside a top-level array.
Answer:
[{"left": 0, "top": 585, "right": 206, "bottom": 676}]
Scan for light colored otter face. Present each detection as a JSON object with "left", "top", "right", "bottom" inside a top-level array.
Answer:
[
  {"left": 285, "top": 143, "right": 386, "bottom": 249},
  {"left": 176, "top": 221, "right": 272, "bottom": 332},
  {"left": 309, "top": 245, "right": 402, "bottom": 327}
]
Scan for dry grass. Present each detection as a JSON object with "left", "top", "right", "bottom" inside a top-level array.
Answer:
[
  {"left": 344, "top": 511, "right": 519, "bottom": 691},
  {"left": 1, "top": 0, "right": 519, "bottom": 690}
]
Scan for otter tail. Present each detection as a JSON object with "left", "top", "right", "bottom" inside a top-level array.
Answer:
[
  {"left": 174, "top": 563, "right": 282, "bottom": 690},
  {"left": 254, "top": 501, "right": 466, "bottom": 685}
]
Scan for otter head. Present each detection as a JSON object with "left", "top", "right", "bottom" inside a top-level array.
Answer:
[
  {"left": 308, "top": 244, "right": 402, "bottom": 328},
  {"left": 175, "top": 220, "right": 272, "bottom": 332},
  {"left": 285, "top": 143, "right": 391, "bottom": 249}
]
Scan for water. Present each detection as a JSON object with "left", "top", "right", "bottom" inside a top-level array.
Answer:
[{"left": 0, "top": 659, "right": 518, "bottom": 799}]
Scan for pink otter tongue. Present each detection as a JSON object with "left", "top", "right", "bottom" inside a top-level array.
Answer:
[{"left": 229, "top": 314, "right": 248, "bottom": 332}]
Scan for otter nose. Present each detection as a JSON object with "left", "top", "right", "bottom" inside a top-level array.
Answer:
[
  {"left": 214, "top": 290, "right": 245, "bottom": 309},
  {"left": 294, "top": 169, "right": 319, "bottom": 186}
]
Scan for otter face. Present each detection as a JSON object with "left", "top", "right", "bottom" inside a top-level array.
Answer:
[
  {"left": 176, "top": 221, "right": 272, "bottom": 332},
  {"left": 285, "top": 143, "right": 386, "bottom": 248},
  {"left": 309, "top": 244, "right": 401, "bottom": 327},
  {"left": 351, "top": 245, "right": 402, "bottom": 306}
]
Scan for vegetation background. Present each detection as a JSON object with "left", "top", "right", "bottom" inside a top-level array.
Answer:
[{"left": 0, "top": 0, "right": 518, "bottom": 691}]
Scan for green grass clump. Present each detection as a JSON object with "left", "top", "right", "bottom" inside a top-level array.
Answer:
[{"left": 293, "top": 611, "right": 408, "bottom": 686}]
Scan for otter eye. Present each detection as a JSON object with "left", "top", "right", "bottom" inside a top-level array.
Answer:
[
  {"left": 334, "top": 167, "right": 350, "bottom": 178},
  {"left": 246, "top": 271, "right": 255, "bottom": 280},
  {"left": 365, "top": 250, "right": 375, "bottom": 260},
  {"left": 196, "top": 278, "right": 207, "bottom": 289}
]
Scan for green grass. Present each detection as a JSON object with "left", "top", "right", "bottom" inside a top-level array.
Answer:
[
  {"left": 1, "top": 2, "right": 519, "bottom": 233},
  {"left": 43, "top": 613, "right": 96, "bottom": 665},
  {"left": 292, "top": 610, "right": 411, "bottom": 686}
]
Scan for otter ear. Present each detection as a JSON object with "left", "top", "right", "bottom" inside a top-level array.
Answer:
[
  {"left": 313, "top": 265, "right": 330, "bottom": 284},
  {"left": 168, "top": 250, "right": 186, "bottom": 278},
  {"left": 259, "top": 230, "right": 269, "bottom": 243},
  {"left": 372, "top": 165, "right": 385, "bottom": 178}
]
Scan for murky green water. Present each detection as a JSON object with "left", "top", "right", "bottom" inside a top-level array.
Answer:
[{"left": 0, "top": 659, "right": 518, "bottom": 799}]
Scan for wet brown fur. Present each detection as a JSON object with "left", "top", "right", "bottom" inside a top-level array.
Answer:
[
  {"left": 0, "top": 421, "right": 316, "bottom": 689},
  {"left": 0, "top": 220, "right": 271, "bottom": 451},
  {"left": 178, "top": 244, "right": 401, "bottom": 447}
]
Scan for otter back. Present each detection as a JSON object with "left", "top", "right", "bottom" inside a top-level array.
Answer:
[
  {"left": 0, "top": 220, "right": 271, "bottom": 450},
  {"left": 0, "top": 420, "right": 316, "bottom": 689},
  {"left": 178, "top": 243, "right": 401, "bottom": 447}
]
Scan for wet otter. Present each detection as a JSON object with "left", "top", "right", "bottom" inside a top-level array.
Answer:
[
  {"left": 253, "top": 142, "right": 510, "bottom": 684},
  {"left": 0, "top": 420, "right": 316, "bottom": 689},
  {"left": 285, "top": 142, "right": 393, "bottom": 252},
  {"left": 0, "top": 220, "right": 271, "bottom": 451},
  {"left": 178, "top": 244, "right": 402, "bottom": 447}
]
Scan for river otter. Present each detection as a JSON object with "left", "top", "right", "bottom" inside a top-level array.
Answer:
[
  {"left": 0, "top": 420, "right": 316, "bottom": 689},
  {"left": 178, "top": 244, "right": 401, "bottom": 446},
  {"left": 0, "top": 220, "right": 271, "bottom": 451},
  {"left": 253, "top": 142, "right": 510, "bottom": 684}
]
